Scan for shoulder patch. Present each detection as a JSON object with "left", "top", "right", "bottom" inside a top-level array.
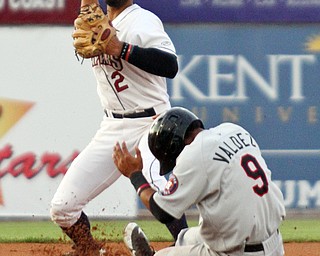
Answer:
[{"left": 162, "top": 174, "right": 179, "bottom": 196}]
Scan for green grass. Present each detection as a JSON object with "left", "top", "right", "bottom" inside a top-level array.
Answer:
[
  {"left": 280, "top": 219, "right": 320, "bottom": 242},
  {"left": 0, "top": 219, "right": 319, "bottom": 243}
]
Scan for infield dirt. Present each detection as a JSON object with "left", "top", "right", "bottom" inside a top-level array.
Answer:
[{"left": 0, "top": 242, "right": 319, "bottom": 256}]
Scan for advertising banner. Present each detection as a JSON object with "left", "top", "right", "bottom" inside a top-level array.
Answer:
[
  {"left": 2, "top": 0, "right": 320, "bottom": 24},
  {"left": 135, "top": 0, "right": 320, "bottom": 23},
  {"left": 165, "top": 24, "right": 320, "bottom": 209},
  {"left": 0, "top": 0, "right": 79, "bottom": 24},
  {"left": 0, "top": 0, "right": 113, "bottom": 24},
  {"left": 0, "top": 27, "right": 137, "bottom": 218},
  {"left": 1, "top": 24, "right": 320, "bottom": 218}
]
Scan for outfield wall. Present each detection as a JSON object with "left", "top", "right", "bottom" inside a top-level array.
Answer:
[{"left": 1, "top": 24, "right": 320, "bottom": 217}]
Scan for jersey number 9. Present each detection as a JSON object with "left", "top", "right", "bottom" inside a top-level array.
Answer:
[{"left": 241, "top": 154, "right": 269, "bottom": 197}]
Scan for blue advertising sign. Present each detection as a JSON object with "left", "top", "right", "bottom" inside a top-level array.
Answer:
[
  {"left": 165, "top": 24, "right": 320, "bottom": 209},
  {"left": 134, "top": 0, "right": 320, "bottom": 23}
]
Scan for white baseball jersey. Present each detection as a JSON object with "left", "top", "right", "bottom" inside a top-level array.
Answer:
[
  {"left": 92, "top": 4, "right": 176, "bottom": 113},
  {"left": 154, "top": 123, "right": 286, "bottom": 253},
  {"left": 51, "top": 4, "right": 174, "bottom": 227}
]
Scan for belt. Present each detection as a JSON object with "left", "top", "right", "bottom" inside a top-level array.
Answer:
[
  {"left": 244, "top": 229, "right": 280, "bottom": 253},
  {"left": 104, "top": 107, "right": 156, "bottom": 119},
  {"left": 244, "top": 243, "right": 264, "bottom": 252}
]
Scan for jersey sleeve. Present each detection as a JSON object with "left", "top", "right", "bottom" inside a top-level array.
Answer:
[
  {"left": 128, "top": 11, "right": 176, "bottom": 55},
  {"left": 153, "top": 134, "right": 210, "bottom": 219}
]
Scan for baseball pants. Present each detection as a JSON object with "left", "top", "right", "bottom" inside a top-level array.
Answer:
[{"left": 50, "top": 115, "right": 167, "bottom": 227}]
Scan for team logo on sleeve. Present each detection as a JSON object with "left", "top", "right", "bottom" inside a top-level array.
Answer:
[{"left": 162, "top": 174, "right": 179, "bottom": 196}]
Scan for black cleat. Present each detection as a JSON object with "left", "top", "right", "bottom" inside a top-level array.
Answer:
[{"left": 123, "top": 222, "right": 155, "bottom": 256}]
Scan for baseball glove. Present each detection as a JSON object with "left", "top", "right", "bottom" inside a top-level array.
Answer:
[{"left": 72, "top": 3, "right": 116, "bottom": 58}]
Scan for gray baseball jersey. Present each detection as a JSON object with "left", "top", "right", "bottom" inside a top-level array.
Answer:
[{"left": 154, "top": 122, "right": 286, "bottom": 252}]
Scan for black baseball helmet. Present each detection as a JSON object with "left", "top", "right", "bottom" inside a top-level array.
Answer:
[{"left": 148, "top": 107, "right": 204, "bottom": 176}]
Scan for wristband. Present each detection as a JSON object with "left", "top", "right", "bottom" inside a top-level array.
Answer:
[
  {"left": 120, "top": 42, "right": 133, "bottom": 62},
  {"left": 130, "top": 171, "right": 148, "bottom": 192},
  {"left": 137, "top": 183, "right": 151, "bottom": 196}
]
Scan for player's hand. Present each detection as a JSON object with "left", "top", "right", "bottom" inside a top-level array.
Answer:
[
  {"left": 112, "top": 141, "right": 143, "bottom": 178},
  {"left": 105, "top": 35, "right": 123, "bottom": 56}
]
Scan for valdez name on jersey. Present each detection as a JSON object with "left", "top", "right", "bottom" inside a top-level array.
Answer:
[{"left": 212, "top": 126, "right": 257, "bottom": 164}]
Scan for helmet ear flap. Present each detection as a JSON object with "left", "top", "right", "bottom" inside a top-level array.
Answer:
[
  {"left": 169, "top": 136, "right": 184, "bottom": 155},
  {"left": 148, "top": 107, "right": 202, "bottom": 176}
]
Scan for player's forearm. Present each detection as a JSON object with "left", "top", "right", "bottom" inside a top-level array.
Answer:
[
  {"left": 128, "top": 168, "right": 176, "bottom": 224},
  {"left": 129, "top": 172, "right": 154, "bottom": 209},
  {"left": 120, "top": 44, "right": 179, "bottom": 78},
  {"left": 139, "top": 187, "right": 176, "bottom": 224},
  {"left": 139, "top": 188, "right": 155, "bottom": 210}
]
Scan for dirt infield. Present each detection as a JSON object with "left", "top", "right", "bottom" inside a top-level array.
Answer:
[{"left": 0, "top": 242, "right": 320, "bottom": 256}]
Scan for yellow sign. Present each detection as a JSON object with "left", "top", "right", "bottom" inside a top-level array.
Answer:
[
  {"left": 305, "top": 34, "right": 320, "bottom": 52},
  {"left": 0, "top": 98, "right": 34, "bottom": 139}
]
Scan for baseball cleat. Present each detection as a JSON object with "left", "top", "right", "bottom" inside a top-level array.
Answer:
[{"left": 123, "top": 222, "right": 155, "bottom": 256}]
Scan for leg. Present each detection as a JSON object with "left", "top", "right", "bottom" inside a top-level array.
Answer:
[
  {"left": 154, "top": 244, "right": 218, "bottom": 256},
  {"left": 155, "top": 227, "right": 218, "bottom": 256},
  {"left": 61, "top": 211, "right": 102, "bottom": 254},
  {"left": 124, "top": 223, "right": 217, "bottom": 256},
  {"left": 165, "top": 215, "right": 188, "bottom": 242},
  {"left": 175, "top": 226, "right": 203, "bottom": 246},
  {"left": 50, "top": 123, "right": 123, "bottom": 254}
]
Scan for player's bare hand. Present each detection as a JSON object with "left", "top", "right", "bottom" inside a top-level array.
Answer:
[
  {"left": 112, "top": 141, "right": 143, "bottom": 178},
  {"left": 104, "top": 35, "right": 123, "bottom": 56}
]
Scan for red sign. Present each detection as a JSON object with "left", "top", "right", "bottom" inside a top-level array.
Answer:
[
  {"left": 0, "top": 0, "right": 80, "bottom": 24},
  {"left": 0, "top": 144, "right": 79, "bottom": 179}
]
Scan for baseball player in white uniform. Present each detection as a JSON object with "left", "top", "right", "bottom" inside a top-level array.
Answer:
[
  {"left": 50, "top": 1, "right": 187, "bottom": 255},
  {"left": 113, "top": 107, "right": 286, "bottom": 256}
]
